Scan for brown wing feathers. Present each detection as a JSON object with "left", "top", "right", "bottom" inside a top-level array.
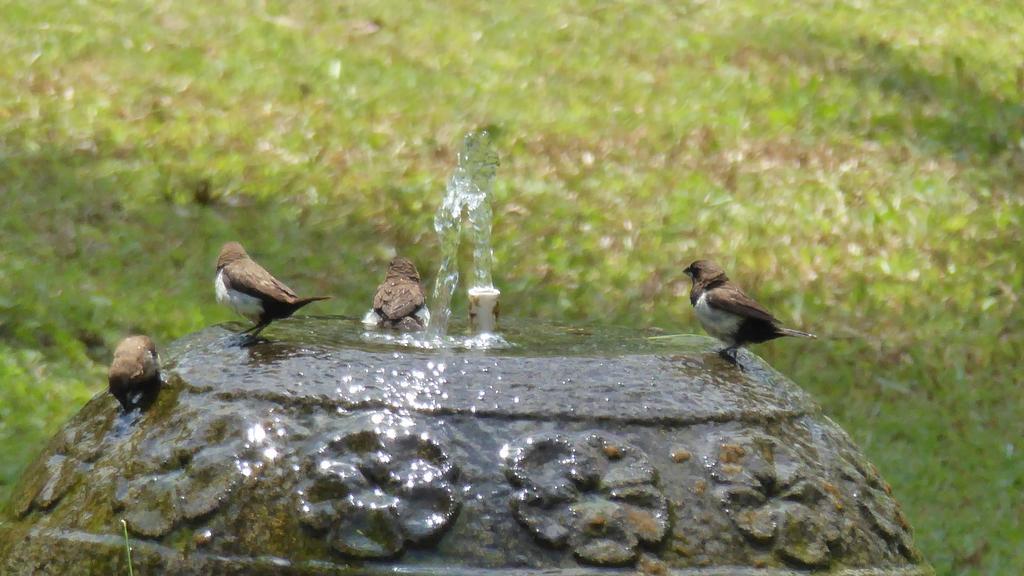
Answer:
[
  {"left": 374, "top": 280, "right": 425, "bottom": 320},
  {"left": 704, "top": 284, "right": 778, "bottom": 324},
  {"left": 223, "top": 260, "right": 300, "bottom": 303}
]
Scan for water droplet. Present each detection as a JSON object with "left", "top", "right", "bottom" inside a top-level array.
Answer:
[{"left": 246, "top": 424, "right": 266, "bottom": 444}]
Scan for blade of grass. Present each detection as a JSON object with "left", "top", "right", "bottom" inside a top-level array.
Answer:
[{"left": 121, "top": 519, "right": 134, "bottom": 576}]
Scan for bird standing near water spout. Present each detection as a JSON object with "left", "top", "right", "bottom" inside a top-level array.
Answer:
[
  {"left": 683, "top": 260, "right": 815, "bottom": 360},
  {"left": 215, "top": 241, "right": 330, "bottom": 339},
  {"left": 371, "top": 256, "right": 428, "bottom": 330}
]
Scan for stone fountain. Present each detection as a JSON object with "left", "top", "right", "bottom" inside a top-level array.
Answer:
[{"left": 0, "top": 134, "right": 932, "bottom": 575}]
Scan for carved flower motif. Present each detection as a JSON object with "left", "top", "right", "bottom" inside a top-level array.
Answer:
[
  {"left": 11, "top": 398, "right": 115, "bottom": 517},
  {"left": 838, "top": 454, "right": 920, "bottom": 562},
  {"left": 114, "top": 417, "right": 270, "bottom": 538},
  {"left": 11, "top": 454, "right": 80, "bottom": 517},
  {"left": 505, "top": 433, "right": 669, "bottom": 566},
  {"left": 709, "top": 435, "right": 840, "bottom": 568},
  {"left": 295, "top": 427, "right": 460, "bottom": 558}
]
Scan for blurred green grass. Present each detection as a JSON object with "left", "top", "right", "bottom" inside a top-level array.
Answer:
[{"left": 1, "top": 0, "right": 1022, "bottom": 573}]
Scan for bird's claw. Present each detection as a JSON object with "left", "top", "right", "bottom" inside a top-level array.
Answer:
[
  {"left": 717, "top": 346, "right": 744, "bottom": 370},
  {"left": 237, "top": 332, "right": 269, "bottom": 347}
]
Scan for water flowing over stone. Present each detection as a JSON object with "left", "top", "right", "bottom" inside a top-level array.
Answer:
[{"left": 1, "top": 319, "right": 932, "bottom": 575}]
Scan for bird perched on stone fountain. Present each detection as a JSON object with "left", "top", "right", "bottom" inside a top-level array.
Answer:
[
  {"left": 370, "top": 256, "right": 428, "bottom": 330},
  {"left": 108, "top": 335, "right": 160, "bottom": 411},
  {"left": 683, "top": 260, "right": 815, "bottom": 359},
  {"left": 215, "top": 241, "right": 330, "bottom": 339}
]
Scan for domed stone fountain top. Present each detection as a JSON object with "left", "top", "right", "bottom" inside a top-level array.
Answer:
[{"left": 1, "top": 318, "right": 931, "bottom": 575}]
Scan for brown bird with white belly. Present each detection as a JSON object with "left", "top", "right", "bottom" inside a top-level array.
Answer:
[
  {"left": 215, "top": 242, "right": 330, "bottom": 338},
  {"left": 683, "top": 260, "right": 815, "bottom": 359}
]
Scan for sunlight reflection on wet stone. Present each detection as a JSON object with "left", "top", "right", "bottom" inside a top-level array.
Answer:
[
  {"left": 0, "top": 319, "right": 931, "bottom": 575},
  {"left": 294, "top": 418, "right": 459, "bottom": 558}
]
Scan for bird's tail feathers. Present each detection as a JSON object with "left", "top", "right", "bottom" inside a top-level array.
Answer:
[
  {"left": 290, "top": 295, "right": 331, "bottom": 310},
  {"left": 300, "top": 295, "right": 331, "bottom": 303},
  {"left": 778, "top": 327, "right": 816, "bottom": 339}
]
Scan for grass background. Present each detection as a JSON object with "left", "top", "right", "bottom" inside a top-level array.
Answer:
[{"left": 1, "top": 0, "right": 1022, "bottom": 573}]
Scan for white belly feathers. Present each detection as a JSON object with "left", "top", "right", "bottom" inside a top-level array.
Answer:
[
  {"left": 216, "top": 270, "right": 264, "bottom": 322},
  {"left": 694, "top": 292, "right": 742, "bottom": 344}
]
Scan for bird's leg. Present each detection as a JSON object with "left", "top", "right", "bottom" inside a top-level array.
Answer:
[
  {"left": 718, "top": 345, "right": 741, "bottom": 366},
  {"left": 239, "top": 320, "right": 271, "bottom": 346},
  {"left": 242, "top": 320, "right": 270, "bottom": 335}
]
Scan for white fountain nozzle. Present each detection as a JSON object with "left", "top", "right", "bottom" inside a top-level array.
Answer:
[{"left": 468, "top": 287, "right": 500, "bottom": 334}]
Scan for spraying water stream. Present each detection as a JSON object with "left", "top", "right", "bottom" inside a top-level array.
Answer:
[
  {"left": 363, "top": 131, "right": 506, "bottom": 349},
  {"left": 428, "top": 130, "right": 500, "bottom": 339}
]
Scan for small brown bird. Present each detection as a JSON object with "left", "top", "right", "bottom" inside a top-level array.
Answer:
[
  {"left": 683, "top": 260, "right": 815, "bottom": 358},
  {"left": 371, "top": 257, "right": 428, "bottom": 330},
  {"left": 108, "top": 335, "right": 160, "bottom": 411},
  {"left": 215, "top": 242, "right": 330, "bottom": 337}
]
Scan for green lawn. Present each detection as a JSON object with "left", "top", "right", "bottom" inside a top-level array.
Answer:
[{"left": 1, "top": 0, "right": 1022, "bottom": 573}]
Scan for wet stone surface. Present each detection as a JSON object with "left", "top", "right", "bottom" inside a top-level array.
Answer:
[
  {"left": 0, "top": 319, "right": 932, "bottom": 575},
  {"left": 294, "top": 416, "right": 460, "bottom": 558},
  {"left": 506, "top": 433, "right": 668, "bottom": 565}
]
